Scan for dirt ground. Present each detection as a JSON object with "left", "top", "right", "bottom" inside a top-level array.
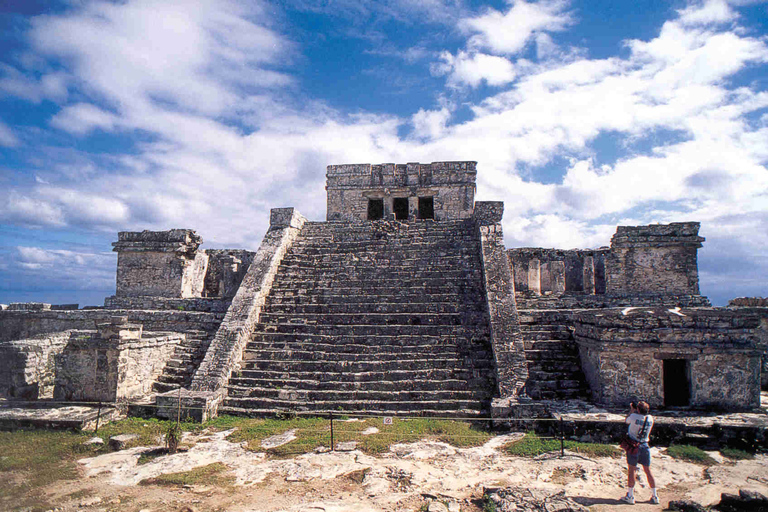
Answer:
[{"left": 14, "top": 428, "right": 767, "bottom": 512}]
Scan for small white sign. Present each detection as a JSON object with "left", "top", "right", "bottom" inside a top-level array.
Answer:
[{"left": 383, "top": 417, "right": 393, "bottom": 425}]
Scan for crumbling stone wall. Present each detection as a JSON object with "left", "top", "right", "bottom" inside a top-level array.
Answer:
[
  {"left": 508, "top": 248, "right": 608, "bottom": 295},
  {"left": 574, "top": 308, "right": 762, "bottom": 410},
  {"left": 54, "top": 319, "right": 182, "bottom": 402},
  {"left": 326, "top": 161, "right": 476, "bottom": 222},
  {"left": 606, "top": 222, "right": 704, "bottom": 296},
  {"left": 203, "top": 249, "right": 255, "bottom": 298},
  {"left": 112, "top": 229, "right": 208, "bottom": 298},
  {"left": 0, "top": 331, "right": 70, "bottom": 400}
]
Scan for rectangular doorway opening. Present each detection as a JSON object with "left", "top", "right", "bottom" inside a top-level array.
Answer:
[
  {"left": 393, "top": 197, "right": 409, "bottom": 220},
  {"left": 663, "top": 359, "right": 690, "bottom": 407},
  {"left": 367, "top": 199, "right": 384, "bottom": 220},
  {"left": 418, "top": 197, "right": 434, "bottom": 219}
]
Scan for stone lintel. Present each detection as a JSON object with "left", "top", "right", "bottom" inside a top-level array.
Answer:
[{"left": 112, "top": 229, "right": 202, "bottom": 256}]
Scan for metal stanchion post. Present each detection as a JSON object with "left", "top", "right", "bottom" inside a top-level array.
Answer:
[
  {"left": 95, "top": 400, "right": 102, "bottom": 434},
  {"left": 560, "top": 415, "right": 564, "bottom": 457},
  {"left": 330, "top": 413, "right": 335, "bottom": 451}
]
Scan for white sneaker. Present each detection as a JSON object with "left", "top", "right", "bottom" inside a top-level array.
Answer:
[
  {"left": 620, "top": 494, "right": 635, "bottom": 505},
  {"left": 650, "top": 495, "right": 660, "bottom": 505}
]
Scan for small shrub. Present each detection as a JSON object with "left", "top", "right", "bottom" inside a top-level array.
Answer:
[
  {"left": 720, "top": 447, "right": 755, "bottom": 460},
  {"left": 165, "top": 422, "right": 181, "bottom": 454},
  {"left": 666, "top": 445, "right": 717, "bottom": 465}
]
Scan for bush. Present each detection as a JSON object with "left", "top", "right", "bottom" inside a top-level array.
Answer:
[
  {"left": 720, "top": 448, "right": 755, "bottom": 460},
  {"left": 165, "top": 422, "right": 182, "bottom": 454},
  {"left": 666, "top": 445, "right": 717, "bottom": 465}
]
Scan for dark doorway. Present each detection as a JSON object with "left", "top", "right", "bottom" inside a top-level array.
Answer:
[
  {"left": 663, "top": 359, "right": 690, "bottom": 407},
  {"left": 367, "top": 199, "right": 384, "bottom": 220},
  {"left": 393, "top": 197, "right": 409, "bottom": 220},
  {"left": 418, "top": 197, "right": 434, "bottom": 219}
]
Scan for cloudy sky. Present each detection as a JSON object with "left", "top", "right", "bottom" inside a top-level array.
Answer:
[{"left": 0, "top": 0, "right": 766, "bottom": 307}]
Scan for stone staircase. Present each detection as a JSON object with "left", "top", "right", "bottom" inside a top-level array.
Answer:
[
  {"left": 221, "top": 220, "right": 496, "bottom": 417},
  {"left": 153, "top": 330, "right": 216, "bottom": 393},
  {"left": 517, "top": 310, "right": 590, "bottom": 401}
]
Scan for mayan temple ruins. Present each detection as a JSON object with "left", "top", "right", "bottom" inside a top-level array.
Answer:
[{"left": 1, "top": 161, "right": 766, "bottom": 426}]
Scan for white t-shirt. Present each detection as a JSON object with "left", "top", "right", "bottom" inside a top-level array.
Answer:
[{"left": 626, "top": 413, "right": 653, "bottom": 443}]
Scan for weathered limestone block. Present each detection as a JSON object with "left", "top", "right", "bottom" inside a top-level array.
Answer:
[
  {"left": 606, "top": 222, "right": 705, "bottom": 296},
  {"left": 203, "top": 250, "right": 255, "bottom": 298},
  {"left": 326, "top": 161, "right": 476, "bottom": 222},
  {"left": 551, "top": 261, "right": 566, "bottom": 294},
  {"left": 528, "top": 259, "right": 541, "bottom": 295},
  {"left": 53, "top": 317, "right": 182, "bottom": 402},
  {"left": 583, "top": 255, "right": 595, "bottom": 295},
  {"left": 112, "top": 229, "right": 208, "bottom": 298},
  {"left": 0, "top": 331, "right": 70, "bottom": 399}
]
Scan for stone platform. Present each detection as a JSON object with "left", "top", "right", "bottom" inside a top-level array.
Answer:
[{"left": 0, "top": 400, "right": 120, "bottom": 431}]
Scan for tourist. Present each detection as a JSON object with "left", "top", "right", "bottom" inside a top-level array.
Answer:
[{"left": 621, "top": 401, "right": 659, "bottom": 505}]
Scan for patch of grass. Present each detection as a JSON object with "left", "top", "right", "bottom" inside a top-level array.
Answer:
[
  {"left": 720, "top": 447, "right": 755, "bottom": 461},
  {"left": 95, "top": 417, "right": 199, "bottom": 449},
  {"left": 666, "top": 445, "right": 717, "bottom": 465},
  {"left": 139, "top": 462, "right": 234, "bottom": 487},
  {"left": 503, "top": 433, "right": 622, "bottom": 458},
  {"left": 224, "top": 416, "right": 493, "bottom": 456},
  {"left": 0, "top": 429, "right": 91, "bottom": 511}
]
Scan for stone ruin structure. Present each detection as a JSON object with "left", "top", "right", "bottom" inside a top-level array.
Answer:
[{"left": 0, "top": 161, "right": 765, "bottom": 421}]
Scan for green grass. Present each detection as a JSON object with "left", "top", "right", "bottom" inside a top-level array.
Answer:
[
  {"left": 720, "top": 447, "right": 755, "bottom": 461},
  {"left": 666, "top": 445, "right": 717, "bottom": 465},
  {"left": 139, "top": 462, "right": 234, "bottom": 487},
  {"left": 223, "top": 416, "right": 493, "bottom": 456},
  {"left": 0, "top": 429, "right": 92, "bottom": 511},
  {"left": 503, "top": 433, "right": 622, "bottom": 458}
]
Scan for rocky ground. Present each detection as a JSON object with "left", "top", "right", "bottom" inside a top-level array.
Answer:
[{"left": 22, "top": 427, "right": 766, "bottom": 512}]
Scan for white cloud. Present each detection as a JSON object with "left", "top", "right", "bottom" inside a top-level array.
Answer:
[
  {"left": 678, "top": 0, "right": 738, "bottom": 26},
  {"left": 411, "top": 107, "right": 452, "bottom": 139},
  {"left": 433, "top": 51, "right": 517, "bottom": 88},
  {"left": 462, "top": 0, "right": 573, "bottom": 56},
  {"left": 13, "top": 246, "right": 116, "bottom": 291},
  {"left": 50, "top": 103, "right": 119, "bottom": 135},
  {"left": 0, "top": 121, "right": 19, "bottom": 147}
]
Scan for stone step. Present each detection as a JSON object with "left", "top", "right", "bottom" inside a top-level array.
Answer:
[
  {"left": 234, "top": 367, "right": 486, "bottom": 383},
  {"left": 275, "top": 267, "right": 482, "bottom": 279},
  {"left": 523, "top": 350, "right": 577, "bottom": 361},
  {"left": 523, "top": 340, "right": 579, "bottom": 352},
  {"left": 526, "top": 360, "right": 583, "bottom": 372},
  {"left": 257, "top": 324, "right": 488, "bottom": 336},
  {"left": 527, "top": 388, "right": 587, "bottom": 400},
  {"left": 520, "top": 330, "right": 572, "bottom": 341},
  {"left": 277, "top": 255, "right": 479, "bottom": 270},
  {"left": 527, "top": 369, "right": 585, "bottom": 380},
  {"left": 222, "top": 397, "right": 489, "bottom": 413},
  {"left": 219, "top": 405, "right": 488, "bottom": 419},
  {"left": 249, "top": 332, "right": 489, "bottom": 346},
  {"left": 242, "top": 347, "right": 493, "bottom": 362},
  {"left": 227, "top": 376, "right": 493, "bottom": 392},
  {"left": 526, "top": 379, "right": 584, "bottom": 391},
  {"left": 270, "top": 277, "right": 483, "bottom": 289},
  {"left": 262, "top": 302, "right": 473, "bottom": 315},
  {"left": 266, "top": 292, "right": 485, "bottom": 305},
  {"left": 225, "top": 386, "right": 492, "bottom": 402},
  {"left": 239, "top": 357, "right": 494, "bottom": 373},
  {"left": 258, "top": 312, "right": 486, "bottom": 327}
]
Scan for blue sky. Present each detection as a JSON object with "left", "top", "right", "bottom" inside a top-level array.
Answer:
[{"left": 0, "top": 0, "right": 766, "bottom": 307}]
